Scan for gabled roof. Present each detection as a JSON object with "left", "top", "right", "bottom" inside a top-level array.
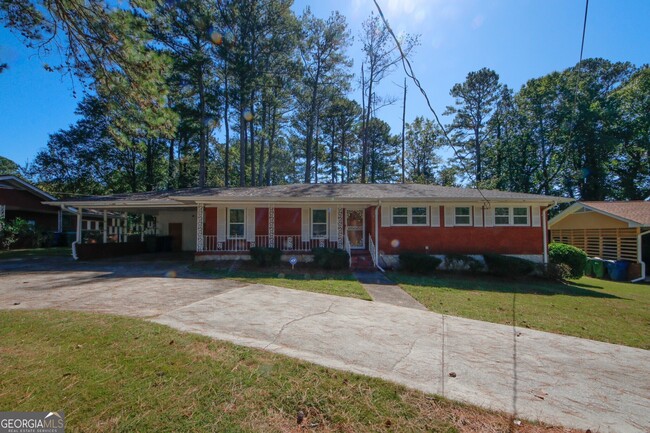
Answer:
[
  {"left": 550, "top": 201, "right": 650, "bottom": 227},
  {"left": 0, "top": 175, "right": 57, "bottom": 201},
  {"left": 45, "top": 183, "right": 572, "bottom": 208}
]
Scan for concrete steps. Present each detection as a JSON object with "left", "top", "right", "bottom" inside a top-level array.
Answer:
[{"left": 350, "top": 250, "right": 375, "bottom": 271}]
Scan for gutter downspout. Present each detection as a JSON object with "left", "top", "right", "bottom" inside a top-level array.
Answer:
[
  {"left": 632, "top": 229, "right": 650, "bottom": 283},
  {"left": 542, "top": 201, "right": 557, "bottom": 266},
  {"left": 375, "top": 202, "right": 385, "bottom": 272}
]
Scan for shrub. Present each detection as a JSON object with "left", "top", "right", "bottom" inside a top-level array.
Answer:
[
  {"left": 548, "top": 242, "right": 587, "bottom": 279},
  {"left": 482, "top": 253, "right": 535, "bottom": 277},
  {"left": 312, "top": 247, "right": 349, "bottom": 270},
  {"left": 249, "top": 247, "right": 282, "bottom": 267},
  {"left": 443, "top": 254, "right": 484, "bottom": 273},
  {"left": 399, "top": 253, "right": 442, "bottom": 274},
  {"left": 543, "top": 262, "right": 573, "bottom": 281}
]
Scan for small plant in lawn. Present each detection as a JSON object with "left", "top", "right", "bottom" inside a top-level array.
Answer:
[
  {"left": 548, "top": 242, "right": 587, "bottom": 279},
  {"left": 399, "top": 252, "right": 442, "bottom": 274}
]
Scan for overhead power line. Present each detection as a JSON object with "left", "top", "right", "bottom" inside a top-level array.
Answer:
[{"left": 371, "top": 0, "right": 491, "bottom": 206}]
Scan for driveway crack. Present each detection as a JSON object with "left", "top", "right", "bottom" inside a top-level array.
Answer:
[
  {"left": 391, "top": 336, "right": 419, "bottom": 372},
  {"left": 265, "top": 302, "right": 335, "bottom": 350}
]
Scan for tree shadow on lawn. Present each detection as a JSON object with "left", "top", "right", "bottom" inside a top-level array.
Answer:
[{"left": 391, "top": 272, "right": 624, "bottom": 300}]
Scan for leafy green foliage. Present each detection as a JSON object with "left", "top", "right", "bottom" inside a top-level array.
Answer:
[
  {"left": 312, "top": 247, "right": 349, "bottom": 270},
  {"left": 482, "top": 254, "right": 535, "bottom": 277},
  {"left": 398, "top": 253, "right": 442, "bottom": 274},
  {"left": 443, "top": 254, "right": 484, "bottom": 273},
  {"left": 548, "top": 242, "right": 587, "bottom": 279},
  {"left": 249, "top": 247, "right": 282, "bottom": 267}
]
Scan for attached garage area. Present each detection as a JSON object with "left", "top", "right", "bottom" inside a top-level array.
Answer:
[{"left": 549, "top": 201, "right": 650, "bottom": 281}]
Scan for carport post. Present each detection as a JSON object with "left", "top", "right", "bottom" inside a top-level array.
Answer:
[
  {"left": 196, "top": 203, "right": 204, "bottom": 252},
  {"left": 57, "top": 205, "right": 63, "bottom": 232},
  {"left": 103, "top": 210, "right": 108, "bottom": 243},
  {"left": 140, "top": 214, "right": 145, "bottom": 242},
  {"left": 76, "top": 207, "right": 83, "bottom": 244}
]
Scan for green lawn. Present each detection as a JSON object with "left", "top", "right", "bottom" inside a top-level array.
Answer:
[
  {"left": 0, "top": 246, "right": 71, "bottom": 259},
  {"left": 0, "top": 310, "right": 572, "bottom": 433},
  {"left": 392, "top": 273, "right": 650, "bottom": 349},
  {"left": 194, "top": 263, "right": 371, "bottom": 300}
]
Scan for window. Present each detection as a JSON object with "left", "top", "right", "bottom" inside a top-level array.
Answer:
[
  {"left": 454, "top": 207, "right": 471, "bottom": 225},
  {"left": 392, "top": 207, "right": 428, "bottom": 225},
  {"left": 312, "top": 209, "right": 328, "bottom": 238},
  {"left": 513, "top": 207, "right": 529, "bottom": 225},
  {"left": 494, "top": 206, "right": 529, "bottom": 226},
  {"left": 494, "top": 207, "right": 510, "bottom": 225},
  {"left": 392, "top": 207, "right": 408, "bottom": 225},
  {"left": 228, "top": 208, "right": 245, "bottom": 238},
  {"left": 411, "top": 207, "right": 427, "bottom": 225}
]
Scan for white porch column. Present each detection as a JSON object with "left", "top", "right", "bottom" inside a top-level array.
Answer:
[
  {"left": 76, "top": 207, "right": 83, "bottom": 243},
  {"left": 268, "top": 205, "right": 275, "bottom": 247},
  {"left": 337, "top": 207, "right": 344, "bottom": 248},
  {"left": 196, "top": 203, "right": 204, "bottom": 252},
  {"left": 102, "top": 210, "right": 108, "bottom": 243},
  {"left": 122, "top": 213, "right": 128, "bottom": 243},
  {"left": 140, "top": 214, "right": 145, "bottom": 242}
]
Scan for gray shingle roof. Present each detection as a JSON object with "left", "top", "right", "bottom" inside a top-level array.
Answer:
[{"left": 48, "top": 183, "right": 570, "bottom": 206}]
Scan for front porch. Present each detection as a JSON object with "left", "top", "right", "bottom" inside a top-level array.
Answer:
[{"left": 195, "top": 204, "right": 378, "bottom": 269}]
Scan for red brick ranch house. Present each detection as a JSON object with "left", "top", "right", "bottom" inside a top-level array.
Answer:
[{"left": 46, "top": 184, "right": 572, "bottom": 268}]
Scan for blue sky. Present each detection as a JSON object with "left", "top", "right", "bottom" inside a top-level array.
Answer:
[{"left": 1, "top": 0, "right": 649, "bottom": 168}]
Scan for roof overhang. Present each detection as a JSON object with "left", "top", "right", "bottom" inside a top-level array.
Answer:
[{"left": 549, "top": 202, "right": 643, "bottom": 228}]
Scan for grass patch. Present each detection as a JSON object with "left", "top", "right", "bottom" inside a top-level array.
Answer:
[
  {"left": 0, "top": 310, "right": 575, "bottom": 432},
  {"left": 193, "top": 262, "right": 371, "bottom": 300},
  {"left": 392, "top": 273, "right": 650, "bottom": 349},
  {"left": 0, "top": 246, "right": 71, "bottom": 259}
]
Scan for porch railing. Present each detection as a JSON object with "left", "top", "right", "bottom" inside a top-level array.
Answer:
[
  {"left": 202, "top": 235, "right": 338, "bottom": 252},
  {"left": 368, "top": 234, "right": 377, "bottom": 268}
]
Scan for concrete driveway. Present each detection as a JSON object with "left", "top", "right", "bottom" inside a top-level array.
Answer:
[{"left": 1, "top": 256, "right": 648, "bottom": 433}]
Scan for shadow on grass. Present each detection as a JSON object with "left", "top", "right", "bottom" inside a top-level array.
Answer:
[
  {"left": 390, "top": 272, "right": 624, "bottom": 300},
  {"left": 193, "top": 261, "right": 357, "bottom": 283}
]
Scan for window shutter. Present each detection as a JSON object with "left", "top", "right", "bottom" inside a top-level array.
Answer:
[
  {"left": 381, "top": 205, "right": 391, "bottom": 227},
  {"left": 301, "top": 208, "right": 311, "bottom": 241},
  {"left": 531, "top": 206, "right": 541, "bottom": 227},
  {"left": 430, "top": 205, "right": 440, "bottom": 227},
  {"left": 246, "top": 207, "right": 256, "bottom": 241},
  {"left": 217, "top": 207, "right": 226, "bottom": 242},
  {"left": 444, "top": 206, "right": 455, "bottom": 227},
  {"left": 473, "top": 206, "right": 483, "bottom": 227},
  {"left": 328, "top": 207, "right": 338, "bottom": 241},
  {"left": 484, "top": 207, "right": 494, "bottom": 227}
]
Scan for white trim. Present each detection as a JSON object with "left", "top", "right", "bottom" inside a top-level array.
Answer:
[
  {"left": 227, "top": 208, "right": 246, "bottom": 239},
  {"left": 311, "top": 208, "right": 329, "bottom": 239},
  {"left": 453, "top": 206, "right": 472, "bottom": 226},
  {"left": 390, "top": 205, "right": 429, "bottom": 226}
]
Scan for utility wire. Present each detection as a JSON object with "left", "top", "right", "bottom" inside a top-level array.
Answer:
[{"left": 372, "top": 0, "right": 491, "bottom": 206}]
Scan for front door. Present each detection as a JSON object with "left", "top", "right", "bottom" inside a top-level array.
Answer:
[
  {"left": 346, "top": 209, "right": 365, "bottom": 249},
  {"left": 169, "top": 223, "right": 183, "bottom": 252}
]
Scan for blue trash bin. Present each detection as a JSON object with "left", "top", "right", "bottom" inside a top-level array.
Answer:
[{"left": 609, "top": 260, "right": 630, "bottom": 281}]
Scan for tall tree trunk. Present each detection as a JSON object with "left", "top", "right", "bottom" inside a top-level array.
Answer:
[
  {"left": 265, "top": 104, "right": 277, "bottom": 186},
  {"left": 314, "top": 111, "right": 320, "bottom": 184},
  {"left": 258, "top": 97, "right": 267, "bottom": 186},
  {"left": 360, "top": 64, "right": 367, "bottom": 183},
  {"left": 249, "top": 91, "right": 256, "bottom": 186},
  {"left": 401, "top": 78, "right": 407, "bottom": 183},
  {"left": 168, "top": 138, "right": 175, "bottom": 189},
  {"left": 198, "top": 64, "right": 207, "bottom": 188},
  {"left": 224, "top": 72, "right": 230, "bottom": 187}
]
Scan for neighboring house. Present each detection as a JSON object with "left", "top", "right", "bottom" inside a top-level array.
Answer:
[
  {"left": 549, "top": 201, "right": 650, "bottom": 281},
  {"left": 47, "top": 184, "right": 570, "bottom": 268},
  {"left": 0, "top": 174, "right": 64, "bottom": 231}
]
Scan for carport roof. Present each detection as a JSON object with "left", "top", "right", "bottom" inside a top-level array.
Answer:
[{"left": 44, "top": 183, "right": 571, "bottom": 207}]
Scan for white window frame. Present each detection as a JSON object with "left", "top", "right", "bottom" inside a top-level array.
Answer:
[
  {"left": 494, "top": 206, "right": 529, "bottom": 226},
  {"left": 391, "top": 206, "right": 429, "bottom": 226},
  {"left": 311, "top": 208, "right": 328, "bottom": 239},
  {"left": 454, "top": 206, "right": 472, "bottom": 226},
  {"left": 494, "top": 207, "right": 510, "bottom": 226},
  {"left": 227, "top": 208, "right": 246, "bottom": 239}
]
